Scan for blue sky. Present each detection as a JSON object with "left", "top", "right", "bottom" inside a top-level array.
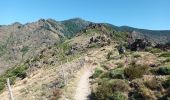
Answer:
[{"left": 0, "top": 0, "right": 170, "bottom": 30}]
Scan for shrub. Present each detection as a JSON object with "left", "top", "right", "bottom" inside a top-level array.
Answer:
[
  {"left": 124, "top": 64, "right": 149, "bottom": 80},
  {"left": 51, "top": 88, "right": 62, "bottom": 100},
  {"left": 110, "top": 68, "right": 125, "bottom": 79},
  {"left": 106, "top": 51, "right": 113, "bottom": 60},
  {"left": 100, "top": 72, "right": 110, "bottom": 79},
  {"left": 92, "top": 68, "right": 103, "bottom": 78},
  {"left": 0, "top": 65, "right": 28, "bottom": 91},
  {"left": 95, "top": 79, "right": 129, "bottom": 100},
  {"left": 145, "top": 47, "right": 153, "bottom": 52},
  {"left": 144, "top": 77, "right": 163, "bottom": 90},
  {"left": 163, "top": 58, "right": 170, "bottom": 63},
  {"left": 150, "top": 48, "right": 162, "bottom": 53},
  {"left": 159, "top": 52, "right": 170, "bottom": 57},
  {"left": 162, "top": 77, "right": 170, "bottom": 89},
  {"left": 129, "top": 87, "right": 156, "bottom": 100},
  {"left": 6, "top": 65, "right": 28, "bottom": 79},
  {"left": 157, "top": 66, "right": 170, "bottom": 75},
  {"left": 116, "top": 62, "right": 124, "bottom": 68},
  {"left": 112, "top": 92, "right": 127, "bottom": 100},
  {"left": 111, "top": 79, "right": 130, "bottom": 92},
  {"left": 21, "top": 46, "right": 29, "bottom": 55},
  {"left": 133, "top": 54, "right": 141, "bottom": 58},
  {"left": 95, "top": 79, "right": 113, "bottom": 100},
  {"left": 0, "top": 82, "right": 5, "bottom": 91}
]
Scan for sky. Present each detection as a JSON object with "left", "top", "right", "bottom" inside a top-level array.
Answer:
[{"left": 0, "top": 0, "right": 170, "bottom": 30}]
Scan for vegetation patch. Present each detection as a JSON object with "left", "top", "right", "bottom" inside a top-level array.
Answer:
[
  {"left": 133, "top": 53, "right": 141, "bottom": 58},
  {"left": 149, "top": 48, "right": 162, "bottom": 53},
  {"left": 162, "top": 77, "right": 170, "bottom": 89},
  {"left": 157, "top": 66, "right": 170, "bottom": 75},
  {"left": 21, "top": 46, "right": 29, "bottom": 56},
  {"left": 110, "top": 68, "right": 125, "bottom": 79},
  {"left": 159, "top": 52, "right": 170, "bottom": 57},
  {"left": 106, "top": 51, "right": 113, "bottom": 60},
  {"left": 92, "top": 67, "right": 103, "bottom": 78},
  {"left": 124, "top": 64, "right": 149, "bottom": 80},
  {"left": 129, "top": 87, "right": 156, "bottom": 100},
  {"left": 95, "top": 79, "right": 129, "bottom": 100},
  {"left": 144, "top": 77, "right": 163, "bottom": 90},
  {"left": 0, "top": 65, "right": 28, "bottom": 92}
]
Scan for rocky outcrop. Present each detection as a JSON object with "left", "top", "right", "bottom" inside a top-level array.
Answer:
[{"left": 88, "top": 35, "right": 111, "bottom": 48}]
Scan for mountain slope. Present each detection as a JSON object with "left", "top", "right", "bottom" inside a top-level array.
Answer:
[
  {"left": 0, "top": 18, "right": 170, "bottom": 75},
  {"left": 109, "top": 25, "right": 170, "bottom": 44},
  {"left": 0, "top": 18, "right": 90, "bottom": 75}
]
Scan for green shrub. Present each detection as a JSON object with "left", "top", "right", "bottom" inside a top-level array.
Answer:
[
  {"left": 163, "top": 58, "right": 170, "bottom": 63},
  {"left": 107, "top": 51, "right": 113, "bottom": 60},
  {"left": 95, "top": 79, "right": 129, "bottom": 100},
  {"left": 0, "top": 65, "right": 28, "bottom": 91},
  {"left": 95, "top": 80, "right": 113, "bottom": 100},
  {"left": 92, "top": 68, "right": 103, "bottom": 78},
  {"left": 144, "top": 77, "right": 162, "bottom": 90},
  {"left": 112, "top": 92, "right": 127, "bottom": 100},
  {"left": 129, "top": 87, "right": 156, "bottom": 100},
  {"left": 110, "top": 68, "right": 125, "bottom": 79},
  {"left": 145, "top": 47, "right": 153, "bottom": 52},
  {"left": 133, "top": 54, "right": 141, "bottom": 58},
  {"left": 6, "top": 65, "right": 28, "bottom": 79},
  {"left": 150, "top": 48, "right": 162, "bottom": 53},
  {"left": 116, "top": 62, "right": 124, "bottom": 68},
  {"left": 124, "top": 64, "right": 149, "bottom": 80},
  {"left": 158, "top": 66, "right": 170, "bottom": 75},
  {"left": 162, "top": 77, "right": 170, "bottom": 89},
  {"left": 100, "top": 72, "right": 110, "bottom": 79},
  {"left": 111, "top": 79, "right": 130, "bottom": 92},
  {"left": 21, "top": 46, "right": 29, "bottom": 55},
  {"left": 159, "top": 52, "right": 170, "bottom": 57},
  {"left": 0, "top": 82, "right": 5, "bottom": 91}
]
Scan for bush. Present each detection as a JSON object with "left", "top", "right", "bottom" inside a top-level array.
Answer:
[
  {"left": 159, "top": 52, "right": 170, "bottom": 57},
  {"left": 162, "top": 77, "right": 170, "bottom": 89},
  {"left": 133, "top": 54, "right": 141, "bottom": 58},
  {"left": 0, "top": 82, "right": 5, "bottom": 91},
  {"left": 112, "top": 92, "right": 127, "bottom": 100},
  {"left": 129, "top": 87, "right": 156, "bottom": 100},
  {"left": 144, "top": 77, "right": 162, "bottom": 90},
  {"left": 6, "top": 65, "right": 28, "bottom": 79},
  {"left": 95, "top": 80, "right": 113, "bottom": 100},
  {"left": 21, "top": 46, "right": 29, "bottom": 55},
  {"left": 0, "top": 65, "right": 28, "bottom": 91},
  {"left": 163, "top": 58, "right": 170, "bottom": 63},
  {"left": 111, "top": 79, "right": 130, "bottom": 92},
  {"left": 95, "top": 79, "right": 129, "bottom": 100},
  {"left": 100, "top": 72, "right": 110, "bottom": 79},
  {"left": 124, "top": 64, "right": 149, "bottom": 80},
  {"left": 116, "top": 62, "right": 124, "bottom": 68},
  {"left": 110, "top": 68, "right": 125, "bottom": 79},
  {"left": 157, "top": 66, "right": 170, "bottom": 75},
  {"left": 51, "top": 88, "right": 62, "bottom": 100},
  {"left": 150, "top": 48, "right": 162, "bottom": 53},
  {"left": 92, "top": 68, "right": 103, "bottom": 78},
  {"left": 106, "top": 51, "right": 113, "bottom": 60}
]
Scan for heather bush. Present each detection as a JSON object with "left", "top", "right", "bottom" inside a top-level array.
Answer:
[{"left": 124, "top": 64, "right": 149, "bottom": 80}]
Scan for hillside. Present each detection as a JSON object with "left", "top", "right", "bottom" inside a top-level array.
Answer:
[
  {"left": 109, "top": 25, "right": 170, "bottom": 44},
  {"left": 0, "top": 18, "right": 170, "bottom": 100},
  {"left": 0, "top": 18, "right": 90, "bottom": 75}
]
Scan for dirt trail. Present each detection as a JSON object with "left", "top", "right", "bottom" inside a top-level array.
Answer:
[{"left": 74, "top": 65, "right": 92, "bottom": 100}]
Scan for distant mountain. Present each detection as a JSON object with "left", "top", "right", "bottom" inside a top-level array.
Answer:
[{"left": 108, "top": 25, "right": 170, "bottom": 44}]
